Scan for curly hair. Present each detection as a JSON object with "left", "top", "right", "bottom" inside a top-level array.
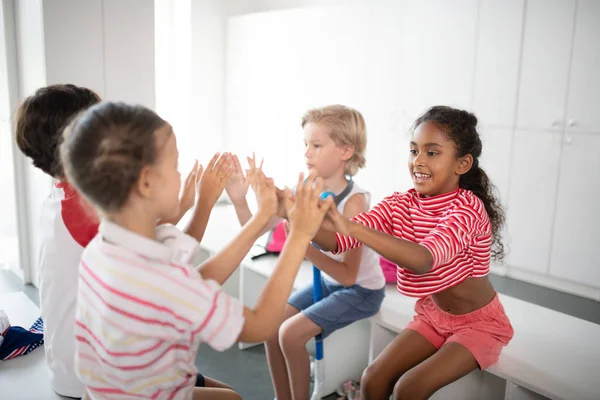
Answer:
[{"left": 415, "top": 106, "right": 506, "bottom": 261}]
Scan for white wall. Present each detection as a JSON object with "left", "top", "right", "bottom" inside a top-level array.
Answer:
[
  {"left": 155, "top": 0, "right": 193, "bottom": 167},
  {"left": 221, "top": 0, "right": 600, "bottom": 300},
  {"left": 13, "top": 0, "right": 50, "bottom": 285},
  {"left": 190, "top": 0, "right": 227, "bottom": 165},
  {"left": 223, "top": 1, "right": 481, "bottom": 203},
  {"left": 0, "top": 0, "right": 25, "bottom": 279},
  {"left": 155, "top": 0, "right": 226, "bottom": 173},
  {"left": 9, "top": 0, "right": 156, "bottom": 285},
  {"left": 225, "top": 0, "right": 362, "bottom": 15},
  {"left": 42, "top": 0, "right": 155, "bottom": 105}
]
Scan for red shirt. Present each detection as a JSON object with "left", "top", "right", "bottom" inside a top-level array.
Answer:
[{"left": 56, "top": 182, "right": 99, "bottom": 247}]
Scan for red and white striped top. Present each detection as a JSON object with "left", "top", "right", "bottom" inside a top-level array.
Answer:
[
  {"left": 335, "top": 188, "right": 492, "bottom": 298},
  {"left": 75, "top": 221, "right": 244, "bottom": 399}
]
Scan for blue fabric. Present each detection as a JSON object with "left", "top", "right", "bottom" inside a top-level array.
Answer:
[
  {"left": 288, "top": 279, "right": 385, "bottom": 339},
  {"left": 0, "top": 317, "right": 44, "bottom": 360}
]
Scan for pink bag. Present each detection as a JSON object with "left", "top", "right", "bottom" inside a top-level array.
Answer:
[
  {"left": 265, "top": 221, "right": 287, "bottom": 253},
  {"left": 379, "top": 257, "right": 397, "bottom": 284}
]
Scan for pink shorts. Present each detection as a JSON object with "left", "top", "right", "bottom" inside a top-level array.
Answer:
[{"left": 406, "top": 294, "right": 514, "bottom": 369}]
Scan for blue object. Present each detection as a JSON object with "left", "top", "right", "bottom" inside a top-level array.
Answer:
[
  {"left": 319, "top": 191, "right": 334, "bottom": 201},
  {"left": 312, "top": 191, "right": 333, "bottom": 361}
]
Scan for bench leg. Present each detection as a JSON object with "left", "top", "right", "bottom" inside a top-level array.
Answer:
[{"left": 368, "top": 320, "right": 397, "bottom": 363}]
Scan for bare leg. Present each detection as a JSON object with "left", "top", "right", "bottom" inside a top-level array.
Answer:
[
  {"left": 361, "top": 329, "right": 437, "bottom": 400},
  {"left": 279, "top": 313, "right": 322, "bottom": 400},
  {"left": 203, "top": 376, "right": 235, "bottom": 390},
  {"left": 393, "top": 342, "right": 478, "bottom": 400},
  {"left": 192, "top": 387, "right": 242, "bottom": 400},
  {"left": 264, "top": 304, "right": 300, "bottom": 400}
]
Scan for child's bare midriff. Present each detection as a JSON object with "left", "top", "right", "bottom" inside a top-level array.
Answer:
[{"left": 431, "top": 276, "right": 496, "bottom": 315}]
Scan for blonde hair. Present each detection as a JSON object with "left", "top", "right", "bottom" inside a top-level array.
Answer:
[{"left": 301, "top": 105, "right": 366, "bottom": 176}]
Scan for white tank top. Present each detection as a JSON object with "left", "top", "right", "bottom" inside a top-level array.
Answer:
[{"left": 321, "top": 183, "right": 386, "bottom": 290}]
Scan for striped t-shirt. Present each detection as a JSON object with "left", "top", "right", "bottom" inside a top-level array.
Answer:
[
  {"left": 75, "top": 221, "right": 244, "bottom": 399},
  {"left": 335, "top": 188, "right": 492, "bottom": 297}
]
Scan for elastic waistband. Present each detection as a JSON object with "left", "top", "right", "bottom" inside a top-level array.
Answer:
[{"left": 425, "top": 293, "right": 503, "bottom": 321}]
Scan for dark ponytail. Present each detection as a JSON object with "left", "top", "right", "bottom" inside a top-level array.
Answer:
[{"left": 414, "top": 106, "right": 505, "bottom": 261}]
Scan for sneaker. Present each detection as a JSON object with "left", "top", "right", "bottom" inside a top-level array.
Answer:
[{"left": 336, "top": 380, "right": 360, "bottom": 399}]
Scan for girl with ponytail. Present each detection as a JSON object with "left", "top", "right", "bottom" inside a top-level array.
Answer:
[{"left": 312, "top": 105, "right": 514, "bottom": 399}]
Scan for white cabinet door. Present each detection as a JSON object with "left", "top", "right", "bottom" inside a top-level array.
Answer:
[
  {"left": 515, "top": 0, "right": 576, "bottom": 132},
  {"left": 398, "top": 0, "right": 479, "bottom": 119},
  {"left": 472, "top": 0, "right": 525, "bottom": 128},
  {"left": 565, "top": 0, "right": 600, "bottom": 135},
  {"left": 549, "top": 133, "right": 600, "bottom": 287},
  {"left": 505, "top": 130, "right": 562, "bottom": 274}
]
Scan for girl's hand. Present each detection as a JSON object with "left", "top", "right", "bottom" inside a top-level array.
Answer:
[
  {"left": 225, "top": 155, "right": 249, "bottom": 205},
  {"left": 246, "top": 153, "right": 278, "bottom": 219},
  {"left": 325, "top": 202, "right": 353, "bottom": 237},
  {"left": 179, "top": 160, "right": 200, "bottom": 213},
  {"left": 196, "top": 152, "right": 233, "bottom": 208}
]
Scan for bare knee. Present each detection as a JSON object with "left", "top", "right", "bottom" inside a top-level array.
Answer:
[
  {"left": 393, "top": 370, "right": 429, "bottom": 400},
  {"left": 278, "top": 319, "right": 304, "bottom": 355},
  {"left": 360, "top": 363, "right": 380, "bottom": 392},
  {"left": 265, "top": 305, "right": 298, "bottom": 347},
  {"left": 361, "top": 362, "right": 395, "bottom": 399},
  {"left": 265, "top": 326, "right": 280, "bottom": 347},
  {"left": 229, "top": 390, "right": 242, "bottom": 400}
]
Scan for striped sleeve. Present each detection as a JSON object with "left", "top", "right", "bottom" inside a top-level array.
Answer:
[
  {"left": 419, "top": 199, "right": 483, "bottom": 271},
  {"left": 335, "top": 195, "right": 396, "bottom": 254},
  {"left": 189, "top": 278, "right": 245, "bottom": 352}
]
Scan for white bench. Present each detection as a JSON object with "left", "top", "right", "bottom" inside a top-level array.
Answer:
[
  {"left": 370, "top": 286, "right": 600, "bottom": 400},
  {"left": 0, "top": 291, "right": 64, "bottom": 399}
]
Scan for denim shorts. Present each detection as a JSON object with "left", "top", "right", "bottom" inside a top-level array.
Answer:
[{"left": 288, "top": 278, "right": 385, "bottom": 338}]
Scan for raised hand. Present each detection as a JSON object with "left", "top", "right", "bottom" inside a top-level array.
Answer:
[
  {"left": 225, "top": 154, "right": 249, "bottom": 205},
  {"left": 179, "top": 160, "right": 200, "bottom": 213},
  {"left": 246, "top": 153, "right": 278, "bottom": 219},
  {"left": 196, "top": 152, "right": 233, "bottom": 208}
]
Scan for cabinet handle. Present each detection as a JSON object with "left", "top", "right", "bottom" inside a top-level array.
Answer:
[
  {"left": 565, "top": 136, "right": 573, "bottom": 145},
  {"left": 568, "top": 120, "right": 577, "bottom": 128},
  {"left": 551, "top": 120, "right": 561, "bottom": 127}
]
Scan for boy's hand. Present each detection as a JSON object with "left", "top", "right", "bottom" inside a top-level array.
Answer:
[
  {"left": 284, "top": 173, "right": 334, "bottom": 241},
  {"left": 225, "top": 155, "right": 249, "bottom": 205},
  {"left": 179, "top": 160, "right": 200, "bottom": 213},
  {"left": 246, "top": 153, "right": 277, "bottom": 219},
  {"left": 196, "top": 152, "right": 233, "bottom": 208}
]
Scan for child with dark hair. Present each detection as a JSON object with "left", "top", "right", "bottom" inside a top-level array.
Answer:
[
  {"left": 312, "top": 106, "right": 513, "bottom": 400},
  {"left": 14, "top": 85, "right": 208, "bottom": 398},
  {"left": 60, "top": 101, "right": 333, "bottom": 399},
  {"left": 15, "top": 84, "right": 102, "bottom": 398}
]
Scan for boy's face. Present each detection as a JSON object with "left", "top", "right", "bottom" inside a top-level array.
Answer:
[{"left": 303, "top": 122, "right": 348, "bottom": 179}]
